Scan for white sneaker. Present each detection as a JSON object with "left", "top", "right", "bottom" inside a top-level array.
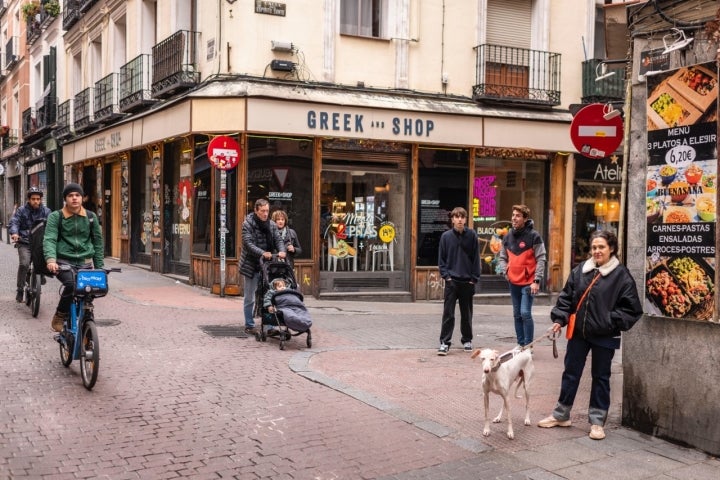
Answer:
[
  {"left": 589, "top": 425, "right": 606, "bottom": 440},
  {"left": 437, "top": 344, "right": 449, "bottom": 356},
  {"left": 537, "top": 415, "right": 571, "bottom": 428}
]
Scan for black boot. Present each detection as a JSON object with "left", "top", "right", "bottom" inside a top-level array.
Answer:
[{"left": 16, "top": 290, "right": 23, "bottom": 303}]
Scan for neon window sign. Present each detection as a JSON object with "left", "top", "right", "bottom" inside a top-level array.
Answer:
[{"left": 473, "top": 176, "right": 497, "bottom": 218}]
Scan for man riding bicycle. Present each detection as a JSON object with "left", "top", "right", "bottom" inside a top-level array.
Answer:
[
  {"left": 44, "top": 183, "right": 104, "bottom": 332},
  {"left": 8, "top": 186, "right": 51, "bottom": 303}
]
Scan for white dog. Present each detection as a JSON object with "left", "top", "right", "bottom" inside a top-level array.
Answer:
[{"left": 471, "top": 347, "right": 534, "bottom": 439}]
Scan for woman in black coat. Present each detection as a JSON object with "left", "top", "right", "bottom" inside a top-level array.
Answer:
[{"left": 538, "top": 229, "right": 642, "bottom": 441}]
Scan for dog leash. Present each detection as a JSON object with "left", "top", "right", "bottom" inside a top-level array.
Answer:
[{"left": 519, "top": 326, "right": 559, "bottom": 359}]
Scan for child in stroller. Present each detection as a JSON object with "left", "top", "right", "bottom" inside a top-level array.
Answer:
[{"left": 255, "top": 257, "right": 312, "bottom": 350}]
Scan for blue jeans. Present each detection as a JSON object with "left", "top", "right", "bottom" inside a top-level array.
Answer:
[
  {"left": 243, "top": 272, "right": 261, "bottom": 328},
  {"left": 509, "top": 283, "right": 534, "bottom": 346},
  {"left": 554, "top": 335, "right": 615, "bottom": 425}
]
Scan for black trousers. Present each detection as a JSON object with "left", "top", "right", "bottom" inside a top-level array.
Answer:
[{"left": 439, "top": 280, "right": 475, "bottom": 346}]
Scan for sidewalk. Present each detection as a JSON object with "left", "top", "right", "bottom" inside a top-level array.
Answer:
[
  {"left": 102, "top": 257, "right": 719, "bottom": 479},
  {"left": 1, "top": 241, "right": 717, "bottom": 479}
]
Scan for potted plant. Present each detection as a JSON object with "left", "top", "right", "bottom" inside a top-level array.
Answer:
[
  {"left": 21, "top": 0, "right": 40, "bottom": 22},
  {"left": 43, "top": 0, "right": 60, "bottom": 17}
]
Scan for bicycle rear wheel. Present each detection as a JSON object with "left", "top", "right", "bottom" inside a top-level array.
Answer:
[
  {"left": 80, "top": 320, "right": 100, "bottom": 390},
  {"left": 30, "top": 269, "right": 41, "bottom": 318}
]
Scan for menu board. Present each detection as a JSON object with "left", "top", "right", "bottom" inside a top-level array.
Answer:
[{"left": 645, "top": 62, "right": 717, "bottom": 321}]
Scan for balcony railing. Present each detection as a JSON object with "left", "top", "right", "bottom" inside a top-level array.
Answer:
[
  {"left": 94, "top": 73, "right": 124, "bottom": 123},
  {"left": 27, "top": 3, "right": 58, "bottom": 45},
  {"left": 36, "top": 82, "right": 57, "bottom": 132},
  {"left": 581, "top": 59, "right": 626, "bottom": 104},
  {"left": 63, "top": 0, "right": 81, "bottom": 30},
  {"left": 74, "top": 88, "right": 94, "bottom": 132},
  {"left": 5, "top": 36, "right": 18, "bottom": 71},
  {"left": 0, "top": 1, "right": 7, "bottom": 18},
  {"left": 120, "top": 54, "right": 157, "bottom": 113},
  {"left": 22, "top": 107, "right": 36, "bottom": 139},
  {"left": 1, "top": 128, "right": 19, "bottom": 149},
  {"left": 473, "top": 44, "right": 561, "bottom": 108},
  {"left": 54, "top": 99, "right": 74, "bottom": 139},
  {"left": 79, "top": 0, "right": 99, "bottom": 13},
  {"left": 151, "top": 30, "right": 200, "bottom": 99}
]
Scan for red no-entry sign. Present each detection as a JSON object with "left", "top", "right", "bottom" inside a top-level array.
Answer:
[
  {"left": 570, "top": 103, "right": 623, "bottom": 159},
  {"left": 207, "top": 135, "right": 241, "bottom": 170}
]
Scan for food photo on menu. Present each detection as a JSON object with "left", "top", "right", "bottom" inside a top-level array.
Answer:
[
  {"left": 645, "top": 159, "right": 716, "bottom": 225},
  {"left": 647, "top": 64, "right": 718, "bottom": 131}
]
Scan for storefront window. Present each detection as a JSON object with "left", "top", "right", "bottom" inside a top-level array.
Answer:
[
  {"left": 473, "top": 158, "right": 547, "bottom": 274},
  {"left": 193, "top": 136, "right": 212, "bottom": 254},
  {"left": 416, "top": 148, "right": 469, "bottom": 266},
  {"left": 163, "top": 140, "right": 192, "bottom": 274},
  {"left": 320, "top": 168, "right": 407, "bottom": 275},
  {"left": 130, "top": 151, "right": 153, "bottom": 264},
  {"left": 247, "top": 136, "right": 312, "bottom": 260}
]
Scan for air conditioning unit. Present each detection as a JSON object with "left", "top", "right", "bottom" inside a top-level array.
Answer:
[{"left": 270, "top": 59, "right": 295, "bottom": 72}]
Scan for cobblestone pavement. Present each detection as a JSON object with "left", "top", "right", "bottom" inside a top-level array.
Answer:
[{"left": 0, "top": 241, "right": 717, "bottom": 479}]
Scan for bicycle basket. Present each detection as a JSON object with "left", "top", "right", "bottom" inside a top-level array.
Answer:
[{"left": 75, "top": 270, "right": 108, "bottom": 296}]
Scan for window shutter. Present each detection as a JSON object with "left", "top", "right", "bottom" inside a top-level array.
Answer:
[{"left": 486, "top": 0, "right": 532, "bottom": 49}]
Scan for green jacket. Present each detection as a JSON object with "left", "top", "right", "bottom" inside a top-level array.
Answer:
[{"left": 43, "top": 207, "right": 104, "bottom": 268}]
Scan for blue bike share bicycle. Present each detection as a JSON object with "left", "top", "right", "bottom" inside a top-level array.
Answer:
[{"left": 55, "top": 265, "right": 121, "bottom": 390}]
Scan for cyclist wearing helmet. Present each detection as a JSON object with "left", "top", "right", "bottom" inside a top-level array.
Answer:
[{"left": 9, "top": 187, "right": 52, "bottom": 302}]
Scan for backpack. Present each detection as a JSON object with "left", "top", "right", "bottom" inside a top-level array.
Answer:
[{"left": 30, "top": 212, "right": 96, "bottom": 277}]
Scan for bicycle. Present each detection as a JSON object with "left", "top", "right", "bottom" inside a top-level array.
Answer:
[
  {"left": 55, "top": 265, "right": 121, "bottom": 390},
  {"left": 22, "top": 255, "right": 45, "bottom": 318}
]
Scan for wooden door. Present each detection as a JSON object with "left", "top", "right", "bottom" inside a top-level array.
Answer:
[{"left": 111, "top": 164, "right": 122, "bottom": 258}]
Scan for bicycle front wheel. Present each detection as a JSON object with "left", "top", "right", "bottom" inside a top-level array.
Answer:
[
  {"left": 30, "top": 270, "right": 41, "bottom": 318},
  {"left": 80, "top": 320, "right": 100, "bottom": 390}
]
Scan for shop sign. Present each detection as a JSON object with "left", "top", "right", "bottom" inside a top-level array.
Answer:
[
  {"left": 307, "top": 110, "right": 435, "bottom": 138},
  {"left": 644, "top": 61, "right": 717, "bottom": 322},
  {"left": 207, "top": 135, "right": 241, "bottom": 170}
]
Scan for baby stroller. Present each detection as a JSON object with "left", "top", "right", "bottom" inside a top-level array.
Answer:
[{"left": 254, "top": 256, "right": 312, "bottom": 350}]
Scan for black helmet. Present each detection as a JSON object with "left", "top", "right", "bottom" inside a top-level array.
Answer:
[{"left": 27, "top": 186, "right": 43, "bottom": 198}]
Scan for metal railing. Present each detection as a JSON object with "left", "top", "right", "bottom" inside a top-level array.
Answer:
[
  {"left": 151, "top": 30, "right": 200, "bottom": 98},
  {"left": 1, "top": 128, "right": 18, "bottom": 149},
  {"left": 21, "top": 108, "right": 35, "bottom": 138},
  {"left": 36, "top": 83, "right": 58, "bottom": 131},
  {"left": 94, "top": 73, "right": 122, "bottom": 122},
  {"left": 120, "top": 54, "right": 156, "bottom": 112},
  {"left": 473, "top": 44, "right": 561, "bottom": 107},
  {"left": 63, "top": 0, "right": 81, "bottom": 30},
  {"left": 54, "top": 98, "right": 74, "bottom": 139},
  {"left": 73, "top": 87, "right": 93, "bottom": 130}
]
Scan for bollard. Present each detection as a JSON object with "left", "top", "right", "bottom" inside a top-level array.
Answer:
[{"left": 0, "top": 222, "right": 2, "bottom": 242}]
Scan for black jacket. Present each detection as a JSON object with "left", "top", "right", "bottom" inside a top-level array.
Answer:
[
  {"left": 551, "top": 256, "right": 642, "bottom": 348},
  {"left": 8, "top": 202, "right": 52, "bottom": 244},
  {"left": 438, "top": 227, "right": 481, "bottom": 283},
  {"left": 239, "top": 213, "right": 286, "bottom": 278}
]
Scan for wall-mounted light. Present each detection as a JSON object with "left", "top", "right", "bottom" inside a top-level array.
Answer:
[
  {"left": 271, "top": 40, "right": 294, "bottom": 52},
  {"left": 662, "top": 28, "right": 693, "bottom": 55}
]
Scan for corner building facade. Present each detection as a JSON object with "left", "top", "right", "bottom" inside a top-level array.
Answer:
[{"left": 51, "top": 0, "right": 605, "bottom": 301}]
